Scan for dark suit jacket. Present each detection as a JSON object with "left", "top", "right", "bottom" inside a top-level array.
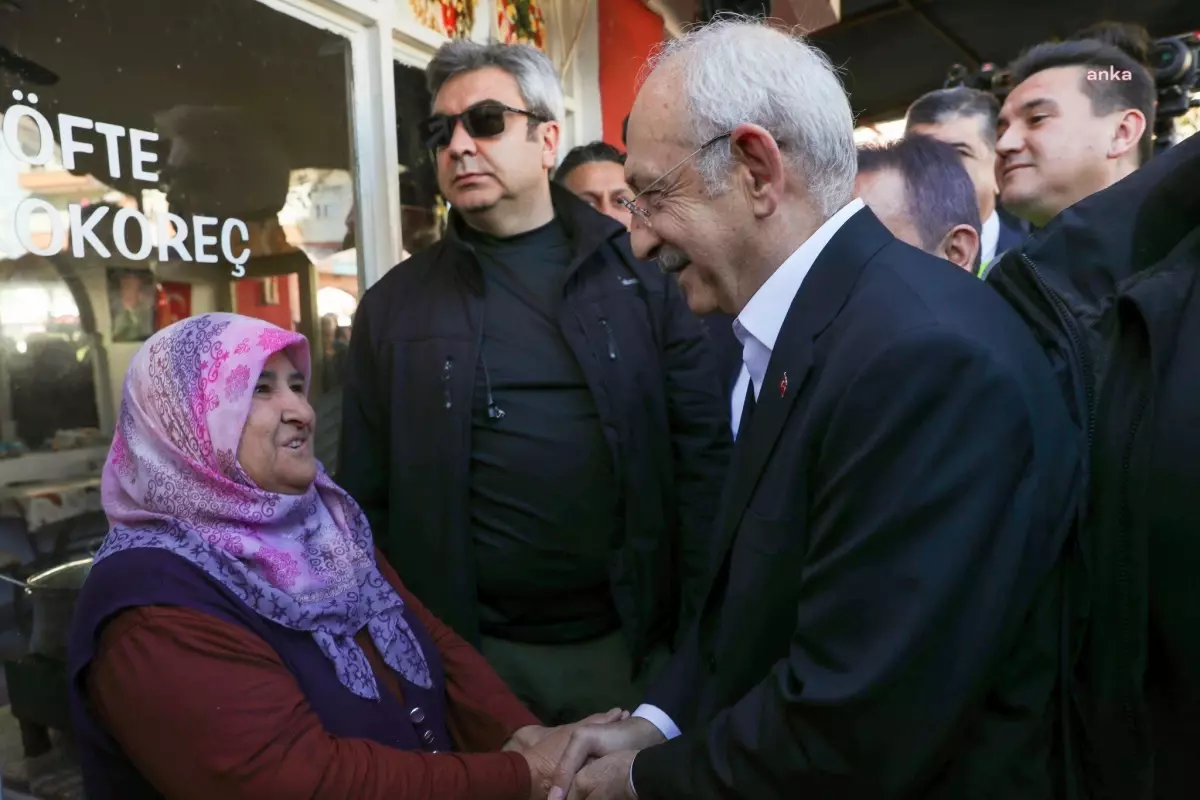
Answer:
[{"left": 631, "top": 208, "right": 1082, "bottom": 799}]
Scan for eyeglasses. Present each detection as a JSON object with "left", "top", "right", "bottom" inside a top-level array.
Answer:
[
  {"left": 420, "top": 100, "right": 551, "bottom": 150},
  {"left": 619, "top": 132, "right": 732, "bottom": 224}
]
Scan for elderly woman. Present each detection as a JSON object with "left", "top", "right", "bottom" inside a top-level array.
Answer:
[{"left": 68, "top": 313, "right": 618, "bottom": 799}]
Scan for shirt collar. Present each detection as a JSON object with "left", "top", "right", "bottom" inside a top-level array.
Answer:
[
  {"left": 980, "top": 210, "right": 1000, "bottom": 265},
  {"left": 733, "top": 197, "right": 865, "bottom": 356}
]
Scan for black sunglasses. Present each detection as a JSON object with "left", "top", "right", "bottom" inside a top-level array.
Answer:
[{"left": 420, "top": 100, "right": 551, "bottom": 150}]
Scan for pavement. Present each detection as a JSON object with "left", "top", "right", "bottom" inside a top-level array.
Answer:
[{"left": 0, "top": 706, "right": 82, "bottom": 800}]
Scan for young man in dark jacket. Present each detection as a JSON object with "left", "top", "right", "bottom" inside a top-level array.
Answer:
[
  {"left": 988, "top": 127, "right": 1200, "bottom": 800},
  {"left": 994, "top": 40, "right": 1154, "bottom": 231},
  {"left": 339, "top": 40, "right": 731, "bottom": 725}
]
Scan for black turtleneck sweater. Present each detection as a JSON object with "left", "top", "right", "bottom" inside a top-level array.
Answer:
[{"left": 463, "top": 218, "right": 621, "bottom": 644}]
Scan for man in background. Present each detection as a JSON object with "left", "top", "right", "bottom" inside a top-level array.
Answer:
[
  {"left": 555, "top": 141, "right": 633, "bottom": 229},
  {"left": 995, "top": 39, "right": 1153, "bottom": 231},
  {"left": 984, "top": 107, "right": 1200, "bottom": 800},
  {"left": 856, "top": 134, "right": 981, "bottom": 272},
  {"left": 110, "top": 271, "right": 154, "bottom": 343},
  {"left": 905, "top": 87, "right": 1026, "bottom": 273},
  {"left": 1070, "top": 20, "right": 1152, "bottom": 66},
  {"left": 319, "top": 313, "right": 348, "bottom": 395},
  {"left": 340, "top": 40, "right": 729, "bottom": 726}
]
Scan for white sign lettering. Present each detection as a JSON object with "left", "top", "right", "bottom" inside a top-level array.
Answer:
[{"left": 2, "top": 89, "right": 250, "bottom": 277}]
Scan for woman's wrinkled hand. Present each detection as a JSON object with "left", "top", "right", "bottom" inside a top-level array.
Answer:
[
  {"left": 513, "top": 708, "right": 629, "bottom": 800},
  {"left": 504, "top": 724, "right": 550, "bottom": 752}
]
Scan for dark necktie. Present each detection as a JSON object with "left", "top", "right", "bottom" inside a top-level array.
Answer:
[{"left": 738, "top": 378, "right": 756, "bottom": 436}]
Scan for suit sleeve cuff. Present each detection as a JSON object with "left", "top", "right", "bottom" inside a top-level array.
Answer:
[{"left": 632, "top": 704, "right": 681, "bottom": 740}]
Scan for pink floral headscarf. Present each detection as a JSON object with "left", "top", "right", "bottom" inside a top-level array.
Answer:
[{"left": 98, "top": 313, "right": 430, "bottom": 698}]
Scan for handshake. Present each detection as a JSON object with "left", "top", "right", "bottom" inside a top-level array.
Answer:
[{"left": 503, "top": 709, "right": 667, "bottom": 800}]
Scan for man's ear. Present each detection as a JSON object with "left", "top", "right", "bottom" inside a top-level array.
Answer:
[
  {"left": 938, "top": 223, "right": 981, "bottom": 273},
  {"left": 729, "top": 122, "right": 785, "bottom": 219},
  {"left": 1109, "top": 108, "right": 1147, "bottom": 162},
  {"left": 540, "top": 120, "right": 562, "bottom": 171}
]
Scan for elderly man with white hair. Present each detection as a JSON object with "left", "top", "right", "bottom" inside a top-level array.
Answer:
[{"left": 546, "top": 16, "right": 1082, "bottom": 800}]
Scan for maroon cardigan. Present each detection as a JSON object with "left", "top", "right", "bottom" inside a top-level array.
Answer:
[{"left": 85, "top": 551, "right": 540, "bottom": 799}]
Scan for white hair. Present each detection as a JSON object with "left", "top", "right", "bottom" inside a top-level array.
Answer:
[
  {"left": 644, "top": 16, "right": 857, "bottom": 217},
  {"left": 426, "top": 40, "right": 565, "bottom": 124}
]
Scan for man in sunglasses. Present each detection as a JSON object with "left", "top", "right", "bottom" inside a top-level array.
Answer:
[{"left": 339, "top": 40, "right": 731, "bottom": 731}]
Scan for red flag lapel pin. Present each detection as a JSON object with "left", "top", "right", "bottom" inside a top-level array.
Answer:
[{"left": 779, "top": 372, "right": 789, "bottom": 398}]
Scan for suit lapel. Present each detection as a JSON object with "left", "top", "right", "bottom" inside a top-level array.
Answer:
[{"left": 709, "top": 207, "right": 895, "bottom": 568}]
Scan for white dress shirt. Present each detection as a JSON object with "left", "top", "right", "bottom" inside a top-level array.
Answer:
[
  {"left": 728, "top": 197, "right": 866, "bottom": 438},
  {"left": 635, "top": 198, "right": 866, "bottom": 754},
  {"left": 980, "top": 210, "right": 1000, "bottom": 267}
]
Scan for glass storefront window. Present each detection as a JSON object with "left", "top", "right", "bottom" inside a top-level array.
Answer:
[
  {"left": 0, "top": 0, "right": 359, "bottom": 453},
  {"left": 394, "top": 62, "right": 443, "bottom": 258}
]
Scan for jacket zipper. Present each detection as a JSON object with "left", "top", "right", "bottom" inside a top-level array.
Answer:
[
  {"left": 1020, "top": 252, "right": 1143, "bottom": 744},
  {"left": 1112, "top": 301, "right": 1151, "bottom": 740},
  {"left": 1116, "top": 378, "right": 1149, "bottom": 736},
  {"left": 599, "top": 317, "right": 618, "bottom": 361},
  {"left": 441, "top": 357, "right": 454, "bottom": 410}
]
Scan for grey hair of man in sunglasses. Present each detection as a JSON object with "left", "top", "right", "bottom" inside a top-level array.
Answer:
[{"left": 424, "top": 40, "right": 566, "bottom": 238}]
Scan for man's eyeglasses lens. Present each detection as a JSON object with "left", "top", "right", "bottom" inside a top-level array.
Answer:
[{"left": 421, "top": 102, "right": 520, "bottom": 150}]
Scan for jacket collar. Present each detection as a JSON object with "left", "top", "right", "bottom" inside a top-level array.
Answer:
[
  {"left": 442, "top": 180, "right": 626, "bottom": 274},
  {"left": 711, "top": 206, "right": 894, "bottom": 563},
  {"left": 1010, "top": 131, "right": 1200, "bottom": 306}
]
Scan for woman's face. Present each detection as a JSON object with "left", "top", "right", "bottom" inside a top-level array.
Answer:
[{"left": 237, "top": 351, "right": 317, "bottom": 494}]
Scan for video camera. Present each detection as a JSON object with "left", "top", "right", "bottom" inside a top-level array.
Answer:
[
  {"left": 944, "top": 61, "right": 1014, "bottom": 100},
  {"left": 1149, "top": 31, "right": 1200, "bottom": 121}
]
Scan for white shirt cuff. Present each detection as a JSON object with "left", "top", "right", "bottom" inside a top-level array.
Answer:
[
  {"left": 628, "top": 759, "right": 638, "bottom": 799},
  {"left": 632, "top": 704, "right": 681, "bottom": 740}
]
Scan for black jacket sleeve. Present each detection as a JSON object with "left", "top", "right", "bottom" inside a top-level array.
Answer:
[
  {"left": 632, "top": 327, "right": 1054, "bottom": 798},
  {"left": 338, "top": 296, "right": 392, "bottom": 557},
  {"left": 658, "top": 277, "right": 732, "bottom": 639}
]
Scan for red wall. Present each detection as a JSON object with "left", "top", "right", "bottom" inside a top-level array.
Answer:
[
  {"left": 597, "top": 0, "right": 664, "bottom": 148},
  {"left": 235, "top": 276, "right": 294, "bottom": 331}
]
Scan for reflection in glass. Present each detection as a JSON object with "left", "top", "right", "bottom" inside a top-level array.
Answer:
[
  {"left": 395, "top": 63, "right": 443, "bottom": 257},
  {"left": 0, "top": 256, "right": 99, "bottom": 451},
  {"left": 0, "top": 0, "right": 359, "bottom": 453}
]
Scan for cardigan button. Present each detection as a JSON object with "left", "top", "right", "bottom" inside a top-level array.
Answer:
[
  {"left": 409, "top": 707, "right": 426, "bottom": 724},
  {"left": 422, "top": 729, "right": 436, "bottom": 744}
]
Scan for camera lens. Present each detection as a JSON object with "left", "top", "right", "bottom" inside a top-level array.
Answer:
[{"left": 1151, "top": 38, "right": 1193, "bottom": 83}]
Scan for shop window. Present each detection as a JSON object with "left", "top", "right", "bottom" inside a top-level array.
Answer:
[
  {"left": 394, "top": 62, "right": 443, "bottom": 258},
  {"left": 0, "top": 0, "right": 359, "bottom": 449},
  {"left": 0, "top": 257, "right": 99, "bottom": 452}
]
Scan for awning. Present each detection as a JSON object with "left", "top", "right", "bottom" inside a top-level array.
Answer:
[{"left": 809, "top": 0, "right": 1197, "bottom": 124}]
